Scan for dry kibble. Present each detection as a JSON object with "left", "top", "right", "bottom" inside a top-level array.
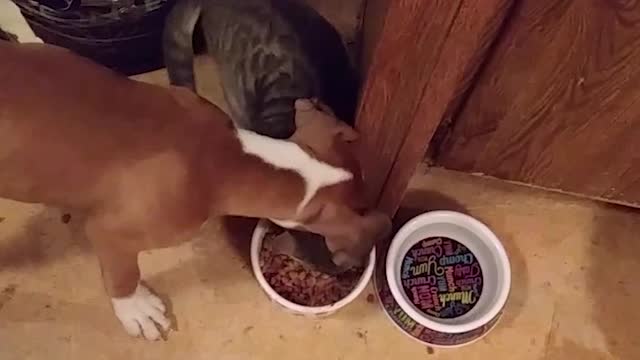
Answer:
[
  {"left": 61, "top": 213, "right": 71, "bottom": 224},
  {"left": 260, "top": 231, "right": 364, "bottom": 307},
  {"left": 366, "top": 293, "right": 375, "bottom": 303}
]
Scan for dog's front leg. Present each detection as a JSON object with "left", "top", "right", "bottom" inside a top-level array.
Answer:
[{"left": 86, "top": 218, "right": 171, "bottom": 341}]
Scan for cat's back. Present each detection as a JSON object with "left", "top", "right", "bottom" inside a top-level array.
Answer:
[
  {"left": 200, "top": 0, "right": 306, "bottom": 58},
  {"left": 203, "top": 0, "right": 358, "bottom": 124}
]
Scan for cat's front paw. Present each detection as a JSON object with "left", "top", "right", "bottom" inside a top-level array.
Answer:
[{"left": 111, "top": 284, "right": 171, "bottom": 341}]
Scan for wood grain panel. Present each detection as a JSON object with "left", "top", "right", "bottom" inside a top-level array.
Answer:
[
  {"left": 438, "top": 0, "right": 640, "bottom": 205},
  {"left": 356, "top": 0, "right": 514, "bottom": 215},
  {"left": 360, "top": 0, "right": 391, "bottom": 73}
]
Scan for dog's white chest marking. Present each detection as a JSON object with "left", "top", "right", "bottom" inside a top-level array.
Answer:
[
  {"left": 236, "top": 129, "right": 352, "bottom": 215},
  {"left": 111, "top": 284, "right": 171, "bottom": 341}
]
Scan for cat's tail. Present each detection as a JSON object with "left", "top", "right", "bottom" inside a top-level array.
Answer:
[{"left": 163, "top": 0, "right": 202, "bottom": 91}]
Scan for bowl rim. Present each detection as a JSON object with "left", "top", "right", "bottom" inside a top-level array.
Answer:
[
  {"left": 385, "top": 210, "right": 511, "bottom": 334},
  {"left": 250, "top": 219, "right": 376, "bottom": 315}
]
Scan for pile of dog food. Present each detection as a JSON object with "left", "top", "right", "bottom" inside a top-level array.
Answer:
[{"left": 259, "top": 231, "right": 364, "bottom": 307}]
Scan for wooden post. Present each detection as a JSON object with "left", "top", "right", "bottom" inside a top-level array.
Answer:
[{"left": 356, "top": 0, "right": 515, "bottom": 216}]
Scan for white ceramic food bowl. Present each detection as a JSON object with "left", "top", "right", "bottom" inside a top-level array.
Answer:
[
  {"left": 251, "top": 219, "right": 375, "bottom": 317},
  {"left": 386, "top": 211, "right": 511, "bottom": 335}
]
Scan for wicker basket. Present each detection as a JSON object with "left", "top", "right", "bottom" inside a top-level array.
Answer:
[{"left": 13, "top": 0, "right": 175, "bottom": 75}]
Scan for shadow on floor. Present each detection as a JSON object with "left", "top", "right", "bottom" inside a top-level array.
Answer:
[
  {"left": 221, "top": 216, "right": 258, "bottom": 268},
  {"left": 144, "top": 216, "right": 259, "bottom": 296},
  {"left": 395, "top": 188, "right": 471, "bottom": 226},
  {"left": 395, "top": 188, "right": 529, "bottom": 331},
  {"left": 0, "top": 208, "right": 89, "bottom": 271}
]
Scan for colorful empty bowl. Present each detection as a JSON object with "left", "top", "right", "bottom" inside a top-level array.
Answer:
[{"left": 376, "top": 211, "right": 511, "bottom": 347}]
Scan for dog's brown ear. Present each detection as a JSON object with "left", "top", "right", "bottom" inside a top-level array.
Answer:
[
  {"left": 294, "top": 99, "right": 317, "bottom": 129},
  {"left": 294, "top": 99, "right": 359, "bottom": 142},
  {"left": 310, "top": 98, "right": 336, "bottom": 117},
  {"left": 333, "top": 123, "right": 360, "bottom": 143}
]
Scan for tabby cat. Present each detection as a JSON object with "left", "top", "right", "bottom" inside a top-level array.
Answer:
[{"left": 163, "top": 0, "right": 359, "bottom": 139}]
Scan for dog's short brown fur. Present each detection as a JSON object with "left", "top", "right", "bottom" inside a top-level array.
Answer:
[{"left": 0, "top": 42, "right": 390, "bottom": 339}]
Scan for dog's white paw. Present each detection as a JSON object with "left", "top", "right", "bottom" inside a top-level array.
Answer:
[{"left": 111, "top": 284, "right": 171, "bottom": 341}]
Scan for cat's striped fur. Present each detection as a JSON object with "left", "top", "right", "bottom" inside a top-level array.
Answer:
[{"left": 163, "top": 0, "right": 358, "bottom": 139}]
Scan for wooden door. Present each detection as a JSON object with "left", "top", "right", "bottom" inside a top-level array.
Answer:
[
  {"left": 437, "top": 0, "right": 640, "bottom": 206},
  {"left": 356, "top": 0, "right": 513, "bottom": 215}
]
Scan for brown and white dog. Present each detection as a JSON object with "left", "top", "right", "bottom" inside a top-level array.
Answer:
[{"left": 0, "top": 42, "right": 390, "bottom": 340}]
